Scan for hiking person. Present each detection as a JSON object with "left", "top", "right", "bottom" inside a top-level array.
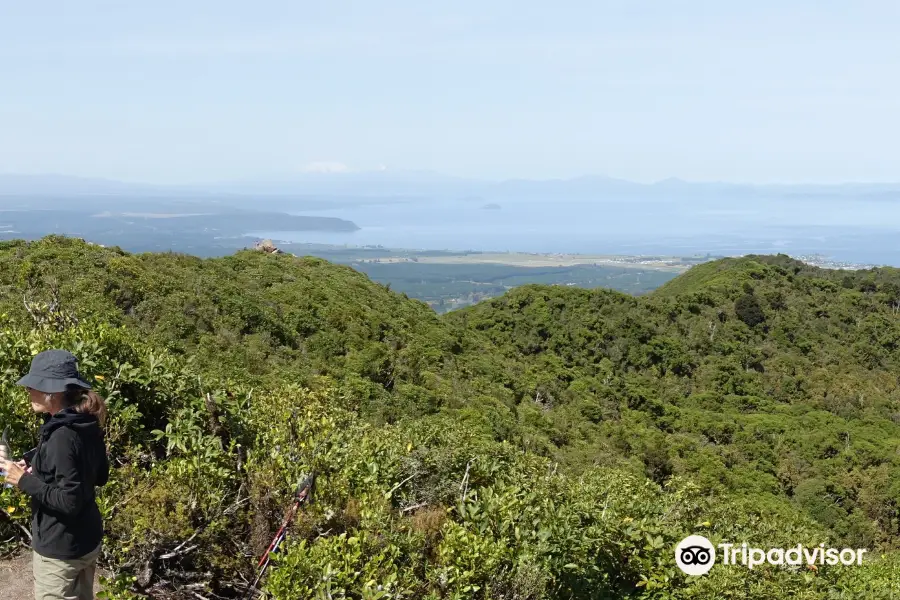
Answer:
[{"left": 0, "top": 349, "right": 109, "bottom": 600}]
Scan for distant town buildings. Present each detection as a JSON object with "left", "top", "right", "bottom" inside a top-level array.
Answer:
[{"left": 795, "top": 254, "right": 876, "bottom": 270}]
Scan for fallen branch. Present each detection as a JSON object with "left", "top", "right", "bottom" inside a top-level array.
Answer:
[
  {"left": 159, "top": 544, "right": 198, "bottom": 560},
  {"left": 159, "top": 531, "right": 200, "bottom": 560},
  {"left": 173, "top": 531, "right": 200, "bottom": 553},
  {"left": 401, "top": 502, "right": 427, "bottom": 514},
  {"left": 180, "top": 582, "right": 213, "bottom": 598}
]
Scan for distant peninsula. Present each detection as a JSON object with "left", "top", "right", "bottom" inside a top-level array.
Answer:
[{"left": 0, "top": 196, "right": 360, "bottom": 256}]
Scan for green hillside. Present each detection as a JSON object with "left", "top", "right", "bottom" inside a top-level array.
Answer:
[
  {"left": 651, "top": 256, "right": 768, "bottom": 297},
  {"left": 1, "top": 237, "right": 899, "bottom": 599},
  {"left": 0, "top": 236, "right": 515, "bottom": 425},
  {"left": 452, "top": 256, "right": 900, "bottom": 547}
]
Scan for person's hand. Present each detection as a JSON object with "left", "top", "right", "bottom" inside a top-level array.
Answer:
[{"left": 0, "top": 459, "right": 27, "bottom": 486}]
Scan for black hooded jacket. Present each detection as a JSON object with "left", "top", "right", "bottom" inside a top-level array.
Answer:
[{"left": 18, "top": 407, "right": 109, "bottom": 559}]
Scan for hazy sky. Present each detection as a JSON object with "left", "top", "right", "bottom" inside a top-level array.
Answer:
[{"left": 1, "top": 1, "right": 898, "bottom": 184}]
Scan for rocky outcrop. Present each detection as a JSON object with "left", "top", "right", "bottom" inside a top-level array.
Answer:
[{"left": 253, "top": 239, "right": 282, "bottom": 254}]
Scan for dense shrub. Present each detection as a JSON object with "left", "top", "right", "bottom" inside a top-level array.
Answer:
[{"left": 734, "top": 293, "right": 765, "bottom": 327}]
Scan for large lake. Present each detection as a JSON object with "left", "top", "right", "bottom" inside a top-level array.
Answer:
[{"left": 248, "top": 195, "right": 900, "bottom": 265}]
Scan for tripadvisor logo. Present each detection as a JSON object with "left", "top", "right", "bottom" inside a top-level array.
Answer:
[
  {"left": 674, "top": 536, "right": 868, "bottom": 575},
  {"left": 675, "top": 535, "right": 716, "bottom": 575}
]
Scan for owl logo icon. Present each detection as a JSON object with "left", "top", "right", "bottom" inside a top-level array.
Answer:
[{"left": 675, "top": 535, "right": 716, "bottom": 575}]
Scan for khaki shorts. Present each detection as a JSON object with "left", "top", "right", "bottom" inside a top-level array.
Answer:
[{"left": 32, "top": 544, "right": 101, "bottom": 600}]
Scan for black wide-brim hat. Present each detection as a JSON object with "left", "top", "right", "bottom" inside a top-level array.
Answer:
[{"left": 16, "top": 349, "right": 92, "bottom": 394}]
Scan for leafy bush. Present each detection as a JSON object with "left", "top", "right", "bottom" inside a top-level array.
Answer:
[{"left": 734, "top": 293, "right": 765, "bottom": 327}]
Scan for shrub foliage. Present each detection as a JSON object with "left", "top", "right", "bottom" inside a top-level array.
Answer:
[{"left": 0, "top": 238, "right": 898, "bottom": 598}]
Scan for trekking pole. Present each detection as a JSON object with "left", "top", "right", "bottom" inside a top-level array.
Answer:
[{"left": 241, "top": 472, "right": 316, "bottom": 600}]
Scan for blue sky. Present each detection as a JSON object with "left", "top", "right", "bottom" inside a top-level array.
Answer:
[{"left": 1, "top": 1, "right": 898, "bottom": 184}]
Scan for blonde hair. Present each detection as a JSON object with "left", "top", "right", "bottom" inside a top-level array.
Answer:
[{"left": 63, "top": 387, "right": 108, "bottom": 427}]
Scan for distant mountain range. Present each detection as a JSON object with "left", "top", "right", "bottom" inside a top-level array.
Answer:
[{"left": 3, "top": 171, "right": 900, "bottom": 201}]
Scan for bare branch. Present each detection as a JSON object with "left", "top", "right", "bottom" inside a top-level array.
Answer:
[
  {"left": 460, "top": 460, "right": 471, "bottom": 503},
  {"left": 401, "top": 502, "right": 428, "bottom": 514},
  {"left": 159, "top": 544, "right": 199, "bottom": 560},
  {"left": 386, "top": 473, "right": 416, "bottom": 498}
]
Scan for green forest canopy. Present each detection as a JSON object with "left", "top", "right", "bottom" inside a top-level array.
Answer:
[{"left": 1, "top": 236, "right": 900, "bottom": 598}]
